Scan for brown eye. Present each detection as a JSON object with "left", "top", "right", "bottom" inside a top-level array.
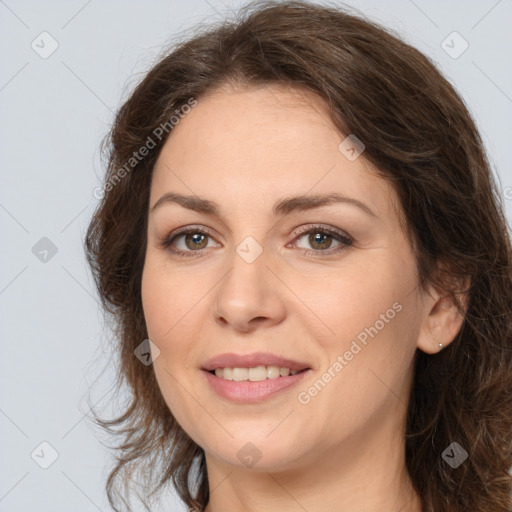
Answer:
[
  {"left": 294, "top": 226, "right": 353, "bottom": 253},
  {"left": 183, "top": 232, "right": 209, "bottom": 250},
  {"left": 306, "top": 232, "right": 335, "bottom": 250},
  {"left": 161, "top": 227, "right": 218, "bottom": 258}
]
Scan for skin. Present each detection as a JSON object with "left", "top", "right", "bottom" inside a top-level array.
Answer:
[{"left": 141, "top": 83, "right": 465, "bottom": 512}]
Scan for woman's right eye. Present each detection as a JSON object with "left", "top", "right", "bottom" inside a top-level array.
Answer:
[{"left": 161, "top": 227, "right": 218, "bottom": 258}]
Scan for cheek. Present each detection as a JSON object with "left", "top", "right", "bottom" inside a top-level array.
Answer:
[
  {"left": 311, "top": 254, "right": 419, "bottom": 390},
  {"left": 141, "top": 256, "right": 203, "bottom": 341},
  {"left": 141, "top": 261, "right": 206, "bottom": 434},
  {"left": 316, "top": 258, "right": 409, "bottom": 338},
  {"left": 141, "top": 256, "right": 214, "bottom": 387},
  {"left": 299, "top": 274, "right": 418, "bottom": 437}
]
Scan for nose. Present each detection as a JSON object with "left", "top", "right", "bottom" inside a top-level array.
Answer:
[{"left": 212, "top": 247, "right": 287, "bottom": 333}]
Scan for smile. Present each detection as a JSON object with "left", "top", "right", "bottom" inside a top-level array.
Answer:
[
  {"left": 212, "top": 365, "right": 303, "bottom": 381},
  {"left": 203, "top": 367, "right": 311, "bottom": 403}
]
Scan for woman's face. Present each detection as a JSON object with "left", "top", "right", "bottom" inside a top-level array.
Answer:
[{"left": 141, "top": 84, "right": 433, "bottom": 472}]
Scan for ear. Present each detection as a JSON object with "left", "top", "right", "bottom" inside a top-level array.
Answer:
[{"left": 416, "top": 266, "right": 469, "bottom": 355}]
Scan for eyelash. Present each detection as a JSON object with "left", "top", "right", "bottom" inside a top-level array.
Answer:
[{"left": 160, "top": 224, "right": 354, "bottom": 259}]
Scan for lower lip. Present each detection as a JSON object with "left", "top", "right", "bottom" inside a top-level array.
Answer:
[{"left": 202, "top": 369, "right": 311, "bottom": 403}]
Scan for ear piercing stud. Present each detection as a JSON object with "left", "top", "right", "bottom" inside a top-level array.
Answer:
[{"left": 434, "top": 332, "right": 443, "bottom": 351}]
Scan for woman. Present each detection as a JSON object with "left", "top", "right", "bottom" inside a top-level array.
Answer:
[{"left": 84, "top": 1, "right": 512, "bottom": 511}]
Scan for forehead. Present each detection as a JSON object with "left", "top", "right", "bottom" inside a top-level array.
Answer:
[{"left": 150, "top": 84, "right": 397, "bottom": 223}]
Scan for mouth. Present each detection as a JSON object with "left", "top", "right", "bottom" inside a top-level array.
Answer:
[
  {"left": 202, "top": 365, "right": 312, "bottom": 403},
  {"left": 200, "top": 352, "right": 313, "bottom": 403}
]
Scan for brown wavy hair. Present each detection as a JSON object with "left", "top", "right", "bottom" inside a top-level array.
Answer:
[{"left": 84, "top": 1, "right": 512, "bottom": 510}]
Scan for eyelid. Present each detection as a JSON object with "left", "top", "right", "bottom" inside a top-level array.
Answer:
[
  {"left": 161, "top": 224, "right": 218, "bottom": 248},
  {"left": 292, "top": 223, "right": 352, "bottom": 241}
]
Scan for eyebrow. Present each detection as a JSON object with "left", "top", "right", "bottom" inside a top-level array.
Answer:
[{"left": 150, "top": 191, "right": 377, "bottom": 218}]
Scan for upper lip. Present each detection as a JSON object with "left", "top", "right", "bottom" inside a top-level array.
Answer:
[{"left": 201, "top": 352, "right": 311, "bottom": 372}]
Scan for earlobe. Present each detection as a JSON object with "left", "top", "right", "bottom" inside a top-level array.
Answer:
[{"left": 433, "top": 331, "right": 444, "bottom": 352}]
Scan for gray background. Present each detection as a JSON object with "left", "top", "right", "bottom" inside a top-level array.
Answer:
[{"left": 1, "top": 0, "right": 511, "bottom": 510}]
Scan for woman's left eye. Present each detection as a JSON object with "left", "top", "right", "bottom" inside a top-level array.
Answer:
[
  {"left": 292, "top": 226, "right": 353, "bottom": 254},
  {"left": 161, "top": 224, "right": 353, "bottom": 258}
]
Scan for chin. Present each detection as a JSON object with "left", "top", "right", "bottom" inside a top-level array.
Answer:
[{"left": 203, "top": 434, "right": 312, "bottom": 473}]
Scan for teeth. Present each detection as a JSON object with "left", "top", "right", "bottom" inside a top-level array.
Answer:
[
  {"left": 213, "top": 366, "right": 302, "bottom": 381},
  {"left": 234, "top": 367, "right": 249, "bottom": 381}
]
